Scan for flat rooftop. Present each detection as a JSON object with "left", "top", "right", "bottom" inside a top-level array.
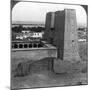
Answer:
[{"left": 11, "top": 41, "right": 57, "bottom": 51}]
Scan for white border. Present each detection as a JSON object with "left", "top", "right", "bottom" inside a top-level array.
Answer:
[{"left": 0, "top": 0, "right": 89, "bottom": 90}]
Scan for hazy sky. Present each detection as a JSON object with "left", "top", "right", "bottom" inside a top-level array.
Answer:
[{"left": 12, "top": 2, "right": 87, "bottom": 26}]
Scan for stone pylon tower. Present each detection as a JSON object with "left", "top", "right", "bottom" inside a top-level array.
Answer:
[
  {"left": 44, "top": 9, "right": 81, "bottom": 62},
  {"left": 63, "top": 9, "right": 80, "bottom": 62},
  {"left": 44, "top": 12, "right": 55, "bottom": 44}
]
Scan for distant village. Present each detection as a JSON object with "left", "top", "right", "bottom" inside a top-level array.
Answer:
[
  {"left": 77, "top": 26, "right": 87, "bottom": 41},
  {"left": 12, "top": 24, "right": 87, "bottom": 42},
  {"left": 12, "top": 24, "right": 45, "bottom": 41}
]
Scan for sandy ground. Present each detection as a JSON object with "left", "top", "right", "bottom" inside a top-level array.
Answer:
[
  {"left": 11, "top": 61, "right": 87, "bottom": 89},
  {"left": 11, "top": 41, "right": 88, "bottom": 89}
]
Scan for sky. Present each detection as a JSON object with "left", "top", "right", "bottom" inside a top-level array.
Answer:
[{"left": 12, "top": 2, "right": 87, "bottom": 26}]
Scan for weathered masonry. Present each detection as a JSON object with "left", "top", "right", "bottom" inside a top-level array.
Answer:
[
  {"left": 11, "top": 41, "right": 57, "bottom": 75},
  {"left": 44, "top": 9, "right": 81, "bottom": 62}
]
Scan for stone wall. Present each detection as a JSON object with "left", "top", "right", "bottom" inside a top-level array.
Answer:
[{"left": 11, "top": 48, "right": 57, "bottom": 76}]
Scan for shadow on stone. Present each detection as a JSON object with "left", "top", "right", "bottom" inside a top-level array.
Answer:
[{"left": 13, "top": 57, "right": 55, "bottom": 77}]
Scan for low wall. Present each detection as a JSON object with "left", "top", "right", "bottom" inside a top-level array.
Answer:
[{"left": 11, "top": 47, "right": 57, "bottom": 77}]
